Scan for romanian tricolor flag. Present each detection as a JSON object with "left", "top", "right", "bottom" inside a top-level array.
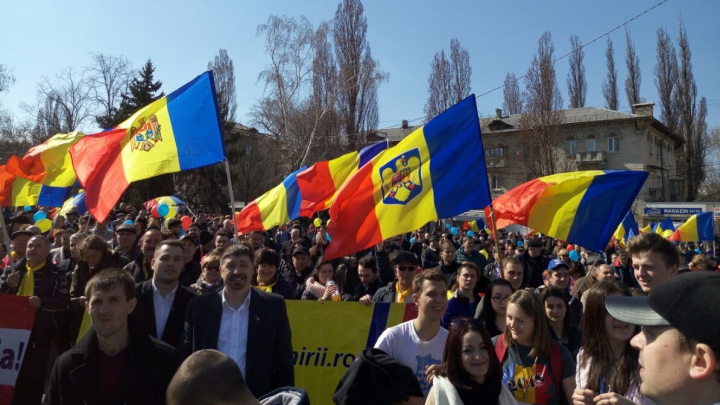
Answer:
[
  {"left": 655, "top": 217, "right": 675, "bottom": 238},
  {"left": 235, "top": 166, "right": 307, "bottom": 234},
  {"left": 669, "top": 212, "right": 714, "bottom": 242},
  {"left": 487, "top": 170, "right": 648, "bottom": 252},
  {"left": 324, "top": 95, "right": 492, "bottom": 259},
  {"left": 5, "top": 132, "right": 83, "bottom": 187},
  {"left": 613, "top": 211, "right": 639, "bottom": 246},
  {"left": 0, "top": 165, "right": 43, "bottom": 207},
  {"left": 296, "top": 141, "right": 388, "bottom": 217},
  {"left": 69, "top": 72, "right": 225, "bottom": 222}
]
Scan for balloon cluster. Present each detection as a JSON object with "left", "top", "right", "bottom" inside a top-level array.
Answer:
[{"left": 152, "top": 203, "right": 178, "bottom": 219}]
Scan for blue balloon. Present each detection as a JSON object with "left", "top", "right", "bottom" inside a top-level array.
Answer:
[
  {"left": 445, "top": 223, "right": 452, "bottom": 230},
  {"left": 569, "top": 250, "right": 580, "bottom": 261},
  {"left": 451, "top": 227, "right": 459, "bottom": 236},
  {"left": 124, "top": 220, "right": 134, "bottom": 225},
  {"left": 34, "top": 211, "right": 47, "bottom": 221},
  {"left": 517, "top": 240, "right": 524, "bottom": 247},
  {"left": 410, "top": 237, "right": 415, "bottom": 244},
  {"left": 24, "top": 205, "right": 32, "bottom": 212},
  {"left": 326, "top": 233, "right": 331, "bottom": 242},
  {"left": 157, "top": 203, "right": 170, "bottom": 217},
  {"left": 467, "top": 231, "right": 475, "bottom": 237}
]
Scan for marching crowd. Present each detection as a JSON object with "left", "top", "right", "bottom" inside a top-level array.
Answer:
[{"left": 1, "top": 204, "right": 719, "bottom": 405}]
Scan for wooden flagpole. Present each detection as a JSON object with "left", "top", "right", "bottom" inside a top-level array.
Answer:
[{"left": 224, "top": 160, "right": 239, "bottom": 245}]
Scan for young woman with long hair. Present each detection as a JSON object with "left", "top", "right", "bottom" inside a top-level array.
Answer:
[
  {"left": 426, "top": 317, "right": 516, "bottom": 405},
  {"left": 301, "top": 259, "right": 338, "bottom": 301},
  {"left": 495, "top": 290, "right": 576, "bottom": 405},
  {"left": 540, "top": 288, "right": 582, "bottom": 359},
  {"left": 572, "top": 281, "right": 656, "bottom": 405},
  {"left": 477, "top": 279, "right": 514, "bottom": 337}
]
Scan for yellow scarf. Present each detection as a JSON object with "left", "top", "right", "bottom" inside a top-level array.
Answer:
[
  {"left": 395, "top": 283, "right": 412, "bottom": 303},
  {"left": 18, "top": 260, "right": 46, "bottom": 297},
  {"left": 77, "top": 310, "right": 93, "bottom": 343},
  {"left": 254, "top": 279, "right": 277, "bottom": 293}
]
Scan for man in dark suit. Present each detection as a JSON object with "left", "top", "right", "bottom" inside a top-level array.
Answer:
[
  {"left": 131, "top": 240, "right": 195, "bottom": 347},
  {"left": 181, "top": 245, "right": 294, "bottom": 398},
  {"left": 44, "top": 269, "right": 178, "bottom": 405}
]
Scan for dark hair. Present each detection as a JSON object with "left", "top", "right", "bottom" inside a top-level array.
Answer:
[
  {"left": 79, "top": 235, "right": 110, "bottom": 254},
  {"left": 310, "top": 259, "right": 335, "bottom": 285},
  {"left": 441, "top": 318, "right": 502, "bottom": 389},
  {"left": 540, "top": 288, "right": 572, "bottom": 341},
  {"left": 220, "top": 245, "right": 254, "bottom": 264},
  {"left": 161, "top": 229, "right": 178, "bottom": 240},
  {"left": 580, "top": 281, "right": 639, "bottom": 395},
  {"left": 85, "top": 268, "right": 135, "bottom": 301},
  {"left": 188, "top": 222, "right": 201, "bottom": 230},
  {"left": 500, "top": 256, "right": 522, "bottom": 278},
  {"left": 215, "top": 230, "right": 231, "bottom": 240},
  {"left": 255, "top": 248, "right": 280, "bottom": 268},
  {"left": 503, "top": 290, "right": 552, "bottom": 357},
  {"left": 156, "top": 239, "right": 185, "bottom": 256},
  {"left": 451, "top": 262, "right": 481, "bottom": 292},
  {"left": 627, "top": 232, "right": 680, "bottom": 269},
  {"left": 478, "top": 279, "right": 514, "bottom": 332},
  {"left": 568, "top": 261, "right": 586, "bottom": 278},
  {"left": 412, "top": 269, "right": 448, "bottom": 295},
  {"left": 167, "top": 218, "right": 182, "bottom": 228},
  {"left": 167, "top": 350, "right": 253, "bottom": 405},
  {"left": 357, "top": 255, "right": 377, "bottom": 272}
]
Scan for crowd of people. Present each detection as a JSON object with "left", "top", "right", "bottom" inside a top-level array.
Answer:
[{"left": 1, "top": 204, "right": 719, "bottom": 405}]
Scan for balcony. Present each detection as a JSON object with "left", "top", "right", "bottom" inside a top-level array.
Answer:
[
  {"left": 575, "top": 151, "right": 606, "bottom": 168},
  {"left": 486, "top": 158, "right": 506, "bottom": 168}
]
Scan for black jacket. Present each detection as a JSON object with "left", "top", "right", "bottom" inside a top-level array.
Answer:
[
  {"left": 421, "top": 247, "right": 440, "bottom": 269},
  {"left": 279, "top": 260, "right": 313, "bottom": 300},
  {"left": 333, "top": 348, "right": 423, "bottom": 405},
  {"left": 0, "top": 257, "right": 69, "bottom": 343},
  {"left": 252, "top": 273, "right": 295, "bottom": 301},
  {"left": 123, "top": 254, "right": 152, "bottom": 283},
  {"left": 180, "top": 288, "right": 294, "bottom": 398},
  {"left": 519, "top": 252, "right": 550, "bottom": 288},
  {"left": 43, "top": 325, "right": 179, "bottom": 405},
  {"left": 178, "top": 260, "right": 201, "bottom": 288},
  {"left": 130, "top": 280, "right": 196, "bottom": 348},
  {"left": 372, "top": 282, "right": 398, "bottom": 303},
  {"left": 349, "top": 278, "right": 381, "bottom": 302}
]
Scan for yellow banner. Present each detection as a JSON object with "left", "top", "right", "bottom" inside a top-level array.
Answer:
[{"left": 286, "top": 301, "right": 417, "bottom": 404}]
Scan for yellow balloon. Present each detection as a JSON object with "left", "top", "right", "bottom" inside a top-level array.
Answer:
[
  {"left": 326, "top": 219, "right": 331, "bottom": 227},
  {"left": 36, "top": 218, "right": 52, "bottom": 233},
  {"left": 167, "top": 205, "right": 178, "bottom": 218},
  {"left": 313, "top": 218, "right": 322, "bottom": 227}
]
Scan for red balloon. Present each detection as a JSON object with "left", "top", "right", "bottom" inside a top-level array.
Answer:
[
  {"left": 181, "top": 215, "right": 192, "bottom": 231},
  {"left": 151, "top": 205, "right": 160, "bottom": 219},
  {"left": 566, "top": 244, "right": 575, "bottom": 251}
]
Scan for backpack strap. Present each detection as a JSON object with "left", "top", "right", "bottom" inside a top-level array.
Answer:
[
  {"left": 494, "top": 333, "right": 508, "bottom": 362},
  {"left": 549, "top": 341, "right": 564, "bottom": 399}
]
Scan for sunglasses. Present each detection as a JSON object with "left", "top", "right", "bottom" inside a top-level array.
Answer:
[
  {"left": 396, "top": 266, "right": 416, "bottom": 272},
  {"left": 204, "top": 265, "right": 220, "bottom": 271},
  {"left": 450, "top": 317, "right": 486, "bottom": 331}
]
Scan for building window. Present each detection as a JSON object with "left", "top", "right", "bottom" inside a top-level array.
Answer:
[
  {"left": 566, "top": 139, "right": 577, "bottom": 155},
  {"left": 245, "top": 144, "right": 253, "bottom": 155},
  {"left": 243, "top": 161, "right": 250, "bottom": 171},
  {"left": 586, "top": 135, "right": 597, "bottom": 152},
  {"left": 491, "top": 175, "right": 501, "bottom": 190},
  {"left": 484, "top": 147, "right": 505, "bottom": 157},
  {"left": 608, "top": 137, "right": 619, "bottom": 152}
]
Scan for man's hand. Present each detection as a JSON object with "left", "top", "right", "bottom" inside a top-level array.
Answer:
[
  {"left": 79, "top": 296, "right": 87, "bottom": 308},
  {"left": 375, "top": 242, "right": 385, "bottom": 252},
  {"left": 6, "top": 271, "right": 20, "bottom": 288},
  {"left": 359, "top": 294, "right": 373, "bottom": 306},
  {"left": 29, "top": 296, "right": 42, "bottom": 309}
]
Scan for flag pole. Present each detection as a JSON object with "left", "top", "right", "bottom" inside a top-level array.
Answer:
[
  {"left": 223, "top": 160, "right": 239, "bottom": 245},
  {"left": 0, "top": 211, "right": 14, "bottom": 268},
  {"left": 488, "top": 204, "right": 504, "bottom": 266}
]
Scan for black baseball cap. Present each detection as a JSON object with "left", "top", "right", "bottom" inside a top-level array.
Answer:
[
  {"left": 292, "top": 246, "right": 310, "bottom": 256},
  {"left": 526, "top": 239, "right": 543, "bottom": 248},
  {"left": 392, "top": 251, "right": 418, "bottom": 266},
  {"left": 606, "top": 272, "right": 720, "bottom": 353}
]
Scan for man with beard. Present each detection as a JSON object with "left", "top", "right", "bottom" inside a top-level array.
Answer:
[
  {"left": 124, "top": 229, "right": 162, "bottom": 283},
  {"left": 181, "top": 245, "right": 294, "bottom": 398}
]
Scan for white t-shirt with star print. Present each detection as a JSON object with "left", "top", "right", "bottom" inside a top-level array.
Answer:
[{"left": 374, "top": 320, "right": 448, "bottom": 397}]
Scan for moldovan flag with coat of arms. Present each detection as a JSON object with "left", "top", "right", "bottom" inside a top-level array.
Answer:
[
  {"left": 69, "top": 71, "right": 225, "bottom": 222},
  {"left": 323, "top": 95, "right": 492, "bottom": 259}
]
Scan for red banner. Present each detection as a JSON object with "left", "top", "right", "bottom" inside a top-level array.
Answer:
[{"left": 0, "top": 295, "right": 36, "bottom": 405}]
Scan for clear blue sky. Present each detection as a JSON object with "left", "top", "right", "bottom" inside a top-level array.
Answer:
[{"left": 2, "top": 0, "right": 719, "bottom": 135}]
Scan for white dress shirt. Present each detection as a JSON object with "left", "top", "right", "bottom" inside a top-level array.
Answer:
[
  {"left": 217, "top": 289, "right": 251, "bottom": 378},
  {"left": 152, "top": 280, "right": 178, "bottom": 339}
]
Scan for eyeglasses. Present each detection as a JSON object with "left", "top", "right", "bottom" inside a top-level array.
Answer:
[
  {"left": 450, "top": 317, "right": 486, "bottom": 331},
  {"left": 204, "top": 265, "right": 220, "bottom": 271},
  {"left": 491, "top": 296, "right": 511, "bottom": 304},
  {"left": 396, "top": 266, "right": 415, "bottom": 272}
]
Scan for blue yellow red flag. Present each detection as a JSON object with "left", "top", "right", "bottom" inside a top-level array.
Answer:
[
  {"left": 487, "top": 170, "right": 648, "bottom": 252},
  {"left": 655, "top": 217, "right": 675, "bottom": 238},
  {"left": 6, "top": 132, "right": 83, "bottom": 187},
  {"left": 669, "top": 212, "right": 714, "bottom": 242},
  {"left": 613, "top": 211, "right": 639, "bottom": 246},
  {"left": 324, "top": 95, "right": 492, "bottom": 259}
]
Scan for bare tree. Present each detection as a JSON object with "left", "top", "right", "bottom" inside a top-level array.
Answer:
[
  {"left": 624, "top": 28, "right": 642, "bottom": 107},
  {"left": 208, "top": 49, "right": 237, "bottom": 132},
  {"left": 566, "top": 35, "right": 587, "bottom": 108},
  {"left": 517, "top": 32, "right": 566, "bottom": 177},
  {"left": 88, "top": 53, "right": 133, "bottom": 129},
  {"left": 502, "top": 72, "right": 523, "bottom": 114},
  {"left": 675, "top": 19, "right": 708, "bottom": 201},
  {"left": 424, "top": 38, "right": 472, "bottom": 121},
  {"left": 602, "top": 37, "right": 619, "bottom": 111},
  {"left": 654, "top": 27, "right": 679, "bottom": 134},
  {"left": 22, "top": 67, "right": 93, "bottom": 139},
  {"left": 0, "top": 64, "right": 14, "bottom": 93},
  {"left": 333, "top": 0, "right": 387, "bottom": 149}
]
